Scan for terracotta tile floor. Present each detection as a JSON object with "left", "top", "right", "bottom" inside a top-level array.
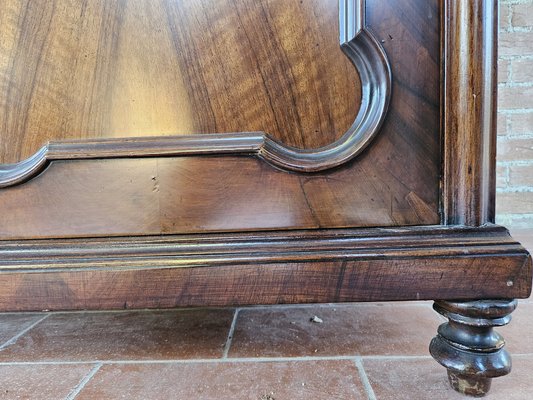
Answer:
[{"left": 0, "top": 230, "right": 531, "bottom": 399}]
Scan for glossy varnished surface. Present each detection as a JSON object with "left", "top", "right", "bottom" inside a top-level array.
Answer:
[
  {"left": 0, "top": 155, "right": 440, "bottom": 238},
  {"left": 0, "top": 3, "right": 532, "bottom": 394},
  {"left": 442, "top": 0, "right": 498, "bottom": 225},
  {"left": 0, "top": 225, "right": 530, "bottom": 310},
  {"left": 0, "top": 0, "right": 361, "bottom": 164},
  {"left": 0, "top": 0, "right": 441, "bottom": 237}
]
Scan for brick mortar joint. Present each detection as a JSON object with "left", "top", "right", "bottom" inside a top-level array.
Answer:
[{"left": 497, "top": 0, "right": 533, "bottom": 227}]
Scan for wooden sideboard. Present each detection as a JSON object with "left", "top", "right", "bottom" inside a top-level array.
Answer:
[{"left": 0, "top": 0, "right": 530, "bottom": 396}]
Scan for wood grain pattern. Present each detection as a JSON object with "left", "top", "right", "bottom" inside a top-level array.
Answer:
[
  {"left": 0, "top": 0, "right": 442, "bottom": 236},
  {"left": 0, "top": 3, "right": 531, "bottom": 393},
  {"left": 1, "top": 225, "right": 525, "bottom": 270},
  {"left": 0, "top": 0, "right": 391, "bottom": 178},
  {"left": 0, "top": 155, "right": 442, "bottom": 239},
  {"left": 0, "top": 225, "right": 530, "bottom": 311},
  {"left": 0, "top": 0, "right": 362, "bottom": 164},
  {"left": 442, "top": 0, "right": 498, "bottom": 225}
]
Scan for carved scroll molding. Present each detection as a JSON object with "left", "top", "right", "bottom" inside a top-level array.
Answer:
[
  {"left": 261, "top": 0, "right": 391, "bottom": 171},
  {"left": 0, "top": 0, "right": 391, "bottom": 188}
]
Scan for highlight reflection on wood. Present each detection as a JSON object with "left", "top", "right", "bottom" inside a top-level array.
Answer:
[
  {"left": 0, "top": 0, "right": 442, "bottom": 236},
  {"left": 0, "top": 25, "right": 389, "bottom": 181},
  {"left": 0, "top": 0, "right": 362, "bottom": 164},
  {"left": 2, "top": 2, "right": 530, "bottom": 395}
]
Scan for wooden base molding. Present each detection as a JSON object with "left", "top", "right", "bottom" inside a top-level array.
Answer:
[{"left": 0, "top": 225, "right": 530, "bottom": 311}]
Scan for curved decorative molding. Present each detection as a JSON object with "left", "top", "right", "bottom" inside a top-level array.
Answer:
[
  {"left": 261, "top": 0, "right": 391, "bottom": 171},
  {"left": 0, "top": 0, "right": 391, "bottom": 188}
]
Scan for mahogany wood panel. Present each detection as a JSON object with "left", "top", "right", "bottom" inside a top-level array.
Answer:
[
  {"left": 0, "top": 0, "right": 390, "bottom": 176},
  {"left": 0, "top": 0, "right": 441, "bottom": 237},
  {"left": 0, "top": 0, "right": 361, "bottom": 164},
  {"left": 0, "top": 225, "right": 530, "bottom": 311},
  {"left": 0, "top": 155, "right": 442, "bottom": 239}
]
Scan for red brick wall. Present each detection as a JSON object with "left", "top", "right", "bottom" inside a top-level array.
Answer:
[{"left": 497, "top": 0, "right": 533, "bottom": 228}]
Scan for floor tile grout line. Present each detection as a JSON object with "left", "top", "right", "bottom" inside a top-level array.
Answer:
[
  {"left": 354, "top": 357, "right": 377, "bottom": 400},
  {"left": 0, "top": 356, "right": 357, "bottom": 366},
  {"left": 0, "top": 314, "right": 50, "bottom": 351},
  {"left": 222, "top": 308, "right": 240, "bottom": 358},
  {"left": 0, "top": 312, "right": 52, "bottom": 316},
  {"left": 64, "top": 362, "right": 102, "bottom": 400},
  {"left": 0, "top": 354, "right": 443, "bottom": 366},
  {"left": 361, "top": 355, "right": 433, "bottom": 360}
]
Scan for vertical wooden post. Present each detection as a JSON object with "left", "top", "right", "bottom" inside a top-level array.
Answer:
[{"left": 442, "top": 0, "right": 498, "bottom": 226}]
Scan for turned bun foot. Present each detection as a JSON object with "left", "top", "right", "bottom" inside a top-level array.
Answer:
[{"left": 429, "top": 299, "right": 517, "bottom": 397}]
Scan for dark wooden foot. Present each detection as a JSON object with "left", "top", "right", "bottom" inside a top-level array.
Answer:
[{"left": 429, "top": 299, "right": 517, "bottom": 397}]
